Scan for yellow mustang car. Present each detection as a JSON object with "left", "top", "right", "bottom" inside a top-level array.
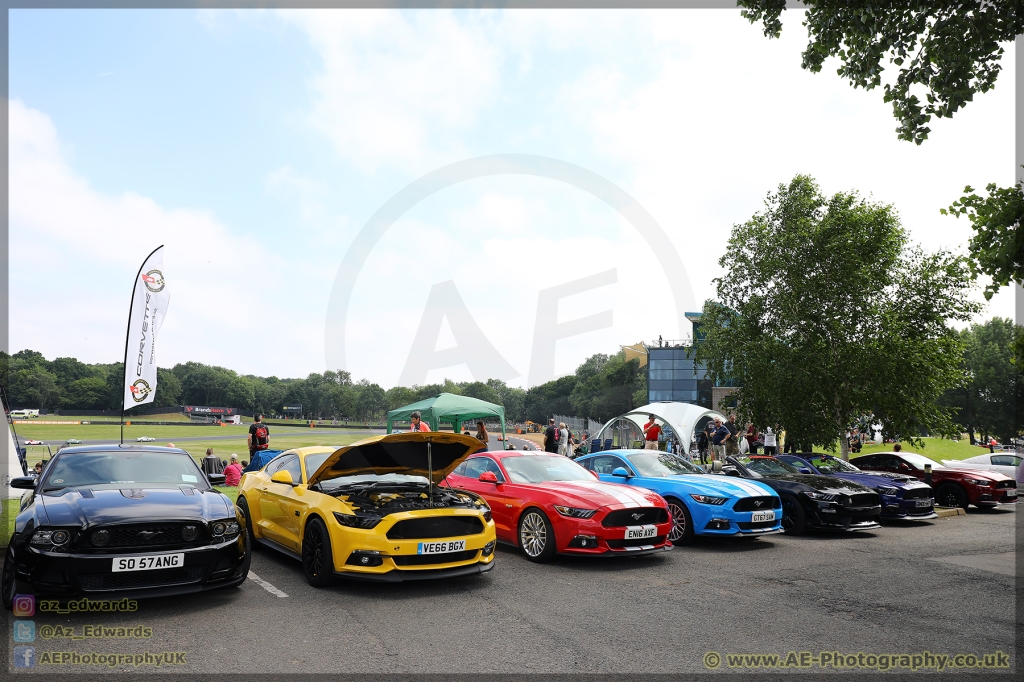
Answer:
[{"left": 236, "top": 432, "right": 496, "bottom": 585}]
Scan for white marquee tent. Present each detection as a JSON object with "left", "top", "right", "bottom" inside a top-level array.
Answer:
[{"left": 594, "top": 402, "right": 726, "bottom": 455}]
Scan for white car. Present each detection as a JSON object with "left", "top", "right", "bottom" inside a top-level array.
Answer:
[
  {"left": 136, "top": 436, "right": 156, "bottom": 442},
  {"left": 941, "top": 453, "right": 1022, "bottom": 480},
  {"left": 23, "top": 439, "right": 43, "bottom": 445}
]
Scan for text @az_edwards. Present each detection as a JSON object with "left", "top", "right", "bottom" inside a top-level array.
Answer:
[
  {"left": 39, "top": 624, "right": 153, "bottom": 640},
  {"left": 703, "top": 650, "right": 1011, "bottom": 672},
  {"left": 39, "top": 598, "right": 137, "bottom": 614}
]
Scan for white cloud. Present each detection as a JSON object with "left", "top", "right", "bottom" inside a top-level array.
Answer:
[{"left": 7, "top": 99, "right": 326, "bottom": 376}]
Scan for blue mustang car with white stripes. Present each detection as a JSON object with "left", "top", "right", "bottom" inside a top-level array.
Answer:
[{"left": 575, "top": 450, "right": 783, "bottom": 544}]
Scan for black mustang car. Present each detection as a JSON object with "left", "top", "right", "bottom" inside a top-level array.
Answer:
[
  {"left": 2, "top": 445, "right": 249, "bottom": 607},
  {"left": 719, "top": 455, "right": 882, "bottom": 535}
]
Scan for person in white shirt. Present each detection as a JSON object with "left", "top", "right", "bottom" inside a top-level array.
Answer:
[{"left": 763, "top": 425, "right": 778, "bottom": 455}]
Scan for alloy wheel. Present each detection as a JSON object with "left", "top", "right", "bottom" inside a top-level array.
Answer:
[
  {"left": 667, "top": 502, "right": 687, "bottom": 542},
  {"left": 520, "top": 512, "right": 548, "bottom": 557},
  {"left": 303, "top": 526, "right": 325, "bottom": 579},
  {"left": 781, "top": 498, "right": 797, "bottom": 531}
]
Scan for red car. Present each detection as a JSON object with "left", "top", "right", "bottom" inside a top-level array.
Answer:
[
  {"left": 850, "top": 451, "right": 1017, "bottom": 510},
  {"left": 444, "top": 452, "right": 673, "bottom": 562}
]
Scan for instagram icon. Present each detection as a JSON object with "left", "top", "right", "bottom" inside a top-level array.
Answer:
[{"left": 12, "top": 594, "right": 35, "bottom": 617}]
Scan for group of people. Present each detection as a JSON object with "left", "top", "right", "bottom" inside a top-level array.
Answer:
[
  {"left": 695, "top": 414, "right": 790, "bottom": 464},
  {"left": 542, "top": 418, "right": 589, "bottom": 457},
  {"left": 201, "top": 449, "right": 248, "bottom": 486}
]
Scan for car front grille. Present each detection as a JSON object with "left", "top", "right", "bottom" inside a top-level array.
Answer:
[
  {"left": 79, "top": 566, "right": 205, "bottom": 592},
  {"left": 606, "top": 536, "right": 666, "bottom": 549},
  {"left": 75, "top": 524, "right": 209, "bottom": 550},
  {"left": 995, "top": 480, "right": 1016, "bottom": 489},
  {"left": 733, "top": 496, "right": 781, "bottom": 511},
  {"left": 843, "top": 493, "right": 879, "bottom": 508},
  {"left": 901, "top": 487, "right": 933, "bottom": 500},
  {"left": 386, "top": 517, "right": 484, "bottom": 540},
  {"left": 602, "top": 508, "right": 668, "bottom": 527},
  {"left": 392, "top": 550, "right": 478, "bottom": 566},
  {"left": 736, "top": 520, "right": 778, "bottom": 530}
]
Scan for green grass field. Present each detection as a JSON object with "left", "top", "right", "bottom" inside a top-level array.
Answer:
[{"left": 854, "top": 438, "right": 988, "bottom": 462}]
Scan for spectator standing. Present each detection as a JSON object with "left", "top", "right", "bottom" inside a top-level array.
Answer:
[
  {"left": 558, "top": 423, "right": 571, "bottom": 456},
  {"left": 711, "top": 418, "right": 730, "bottom": 462},
  {"left": 248, "top": 415, "right": 270, "bottom": 458},
  {"left": 642, "top": 415, "right": 662, "bottom": 450},
  {"left": 409, "top": 411, "right": 430, "bottom": 432},
  {"left": 475, "top": 421, "right": 489, "bottom": 447},
  {"left": 745, "top": 423, "right": 760, "bottom": 455},
  {"left": 202, "top": 448, "right": 224, "bottom": 476},
  {"left": 696, "top": 423, "right": 712, "bottom": 464},
  {"left": 543, "top": 418, "right": 558, "bottom": 453},
  {"left": 223, "top": 455, "right": 243, "bottom": 487},
  {"left": 725, "top": 414, "right": 739, "bottom": 457},
  {"left": 762, "top": 426, "right": 777, "bottom": 456}
]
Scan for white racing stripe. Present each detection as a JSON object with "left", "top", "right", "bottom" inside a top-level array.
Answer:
[{"left": 248, "top": 571, "right": 288, "bottom": 598}]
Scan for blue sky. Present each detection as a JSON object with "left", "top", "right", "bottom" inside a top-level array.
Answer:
[{"left": 8, "top": 9, "right": 1017, "bottom": 387}]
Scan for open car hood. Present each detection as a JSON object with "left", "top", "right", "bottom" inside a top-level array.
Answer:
[{"left": 307, "top": 432, "right": 484, "bottom": 486}]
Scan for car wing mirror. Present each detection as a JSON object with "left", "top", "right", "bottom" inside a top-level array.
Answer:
[
  {"left": 799, "top": 467, "right": 812, "bottom": 474},
  {"left": 9, "top": 476, "right": 36, "bottom": 490},
  {"left": 270, "top": 470, "right": 293, "bottom": 485},
  {"left": 589, "top": 470, "right": 600, "bottom": 479},
  {"left": 207, "top": 473, "right": 226, "bottom": 485},
  {"left": 611, "top": 467, "right": 631, "bottom": 478},
  {"left": 898, "top": 463, "right": 911, "bottom": 471},
  {"left": 479, "top": 471, "right": 498, "bottom": 483}
]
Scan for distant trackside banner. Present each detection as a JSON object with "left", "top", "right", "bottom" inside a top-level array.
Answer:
[{"left": 123, "top": 246, "right": 170, "bottom": 409}]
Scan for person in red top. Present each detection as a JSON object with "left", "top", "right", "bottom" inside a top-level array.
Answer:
[
  {"left": 642, "top": 415, "right": 661, "bottom": 450},
  {"left": 409, "top": 411, "right": 430, "bottom": 432},
  {"left": 223, "top": 454, "right": 243, "bottom": 487}
]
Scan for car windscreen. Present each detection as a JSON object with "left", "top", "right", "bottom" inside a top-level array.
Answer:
[
  {"left": 501, "top": 455, "right": 594, "bottom": 483},
  {"left": 737, "top": 456, "right": 799, "bottom": 476},
  {"left": 304, "top": 453, "right": 331, "bottom": 479},
  {"left": 629, "top": 452, "right": 705, "bottom": 477},
  {"left": 42, "top": 451, "right": 207, "bottom": 491},
  {"left": 809, "top": 456, "right": 860, "bottom": 474}
]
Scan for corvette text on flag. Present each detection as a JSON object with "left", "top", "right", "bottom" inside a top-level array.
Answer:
[{"left": 122, "top": 246, "right": 169, "bottom": 408}]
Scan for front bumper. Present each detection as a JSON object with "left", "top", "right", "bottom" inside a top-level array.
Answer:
[
  {"left": 13, "top": 535, "right": 248, "bottom": 601},
  {"left": 808, "top": 503, "right": 882, "bottom": 531},
  {"left": 880, "top": 495, "right": 938, "bottom": 520},
  {"left": 975, "top": 488, "right": 1018, "bottom": 507},
  {"left": 334, "top": 557, "right": 494, "bottom": 582},
  {"left": 555, "top": 515, "right": 674, "bottom": 556}
]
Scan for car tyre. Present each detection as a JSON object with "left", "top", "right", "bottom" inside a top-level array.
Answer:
[
  {"left": 301, "top": 517, "right": 335, "bottom": 587},
  {"left": 2, "top": 545, "right": 18, "bottom": 610},
  {"left": 935, "top": 483, "right": 969, "bottom": 511},
  {"left": 236, "top": 497, "right": 261, "bottom": 551},
  {"left": 780, "top": 494, "right": 806, "bottom": 535},
  {"left": 665, "top": 497, "right": 695, "bottom": 545},
  {"left": 518, "top": 508, "right": 556, "bottom": 562}
]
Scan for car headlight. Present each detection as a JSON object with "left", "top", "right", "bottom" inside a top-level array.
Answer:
[
  {"left": 877, "top": 486, "right": 899, "bottom": 496},
  {"left": 689, "top": 494, "right": 728, "bottom": 505},
  {"left": 482, "top": 510, "right": 493, "bottom": 523},
  {"left": 333, "top": 512, "right": 382, "bottom": 529},
  {"left": 804, "top": 491, "right": 838, "bottom": 502},
  {"left": 210, "top": 520, "right": 240, "bottom": 537},
  {"left": 965, "top": 479, "right": 990, "bottom": 487},
  {"left": 31, "top": 529, "right": 71, "bottom": 547},
  {"left": 553, "top": 506, "right": 597, "bottom": 518}
]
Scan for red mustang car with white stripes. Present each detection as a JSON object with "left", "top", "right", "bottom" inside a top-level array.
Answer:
[{"left": 443, "top": 451, "right": 673, "bottom": 562}]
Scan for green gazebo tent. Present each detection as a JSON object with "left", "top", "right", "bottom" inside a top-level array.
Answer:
[{"left": 386, "top": 393, "right": 506, "bottom": 441}]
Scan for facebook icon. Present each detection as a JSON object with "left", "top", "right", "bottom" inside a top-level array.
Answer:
[{"left": 13, "top": 645, "right": 35, "bottom": 668}]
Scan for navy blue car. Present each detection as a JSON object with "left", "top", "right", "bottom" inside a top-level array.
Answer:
[{"left": 777, "top": 454, "right": 936, "bottom": 521}]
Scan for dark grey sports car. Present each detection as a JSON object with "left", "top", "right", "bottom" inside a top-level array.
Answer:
[{"left": 3, "top": 445, "right": 249, "bottom": 607}]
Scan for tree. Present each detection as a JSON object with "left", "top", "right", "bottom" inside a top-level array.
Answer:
[
  {"left": 942, "top": 175, "right": 1024, "bottom": 300},
  {"left": 943, "top": 318, "right": 1018, "bottom": 443},
  {"left": 569, "top": 352, "right": 645, "bottom": 422},
  {"left": 486, "top": 379, "right": 527, "bottom": 422},
  {"left": 459, "top": 381, "right": 502, "bottom": 405},
  {"left": 739, "top": 1, "right": 1022, "bottom": 145},
  {"left": 356, "top": 383, "right": 388, "bottom": 420},
  {"left": 694, "top": 175, "right": 980, "bottom": 458},
  {"left": 61, "top": 377, "right": 109, "bottom": 410}
]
